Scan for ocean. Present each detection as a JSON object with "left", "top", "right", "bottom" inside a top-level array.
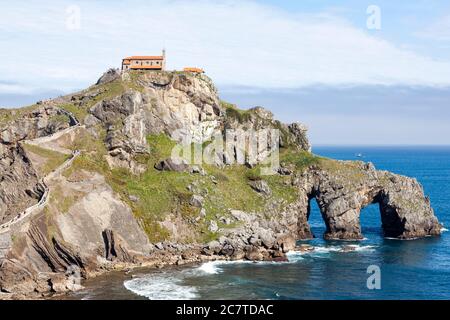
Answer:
[{"left": 66, "top": 146, "right": 450, "bottom": 300}]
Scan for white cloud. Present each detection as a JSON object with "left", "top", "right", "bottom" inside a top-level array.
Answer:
[
  {"left": 416, "top": 14, "right": 450, "bottom": 42},
  {"left": 1, "top": 0, "right": 450, "bottom": 92},
  {"left": 0, "top": 83, "right": 34, "bottom": 95}
]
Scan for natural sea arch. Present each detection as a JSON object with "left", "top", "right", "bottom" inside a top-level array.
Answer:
[{"left": 301, "top": 189, "right": 411, "bottom": 240}]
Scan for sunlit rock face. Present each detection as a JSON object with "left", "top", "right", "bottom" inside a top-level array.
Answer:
[{"left": 292, "top": 161, "right": 442, "bottom": 240}]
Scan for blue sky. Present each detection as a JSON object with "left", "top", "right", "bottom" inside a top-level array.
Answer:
[{"left": 1, "top": 0, "right": 450, "bottom": 145}]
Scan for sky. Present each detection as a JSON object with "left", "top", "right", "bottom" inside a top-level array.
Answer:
[{"left": 1, "top": 0, "right": 450, "bottom": 145}]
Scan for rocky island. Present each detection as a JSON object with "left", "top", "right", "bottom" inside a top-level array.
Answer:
[{"left": 0, "top": 69, "right": 442, "bottom": 298}]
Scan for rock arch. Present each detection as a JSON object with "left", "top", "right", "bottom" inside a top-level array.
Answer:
[{"left": 297, "top": 162, "right": 442, "bottom": 240}]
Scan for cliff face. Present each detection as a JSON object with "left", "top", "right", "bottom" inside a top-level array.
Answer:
[
  {"left": 0, "top": 106, "right": 73, "bottom": 224},
  {"left": 0, "top": 70, "right": 442, "bottom": 297}
]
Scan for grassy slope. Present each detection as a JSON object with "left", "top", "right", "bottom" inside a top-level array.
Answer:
[{"left": 62, "top": 129, "right": 312, "bottom": 243}]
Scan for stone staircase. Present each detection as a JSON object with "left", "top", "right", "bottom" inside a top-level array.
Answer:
[{"left": 0, "top": 232, "right": 11, "bottom": 261}]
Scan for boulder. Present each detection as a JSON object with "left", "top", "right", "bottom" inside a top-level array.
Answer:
[
  {"left": 248, "top": 180, "right": 271, "bottom": 196},
  {"left": 208, "top": 220, "right": 219, "bottom": 233},
  {"left": 276, "top": 234, "right": 296, "bottom": 253},
  {"left": 190, "top": 195, "right": 204, "bottom": 208},
  {"left": 191, "top": 165, "right": 206, "bottom": 175},
  {"left": 155, "top": 158, "right": 190, "bottom": 172},
  {"left": 244, "top": 246, "right": 264, "bottom": 261}
]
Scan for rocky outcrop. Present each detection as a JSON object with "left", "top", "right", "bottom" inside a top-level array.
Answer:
[
  {"left": 292, "top": 161, "right": 442, "bottom": 240},
  {"left": 198, "top": 160, "right": 441, "bottom": 261},
  {"left": 224, "top": 106, "right": 310, "bottom": 150},
  {"left": 287, "top": 123, "right": 311, "bottom": 152},
  {"left": 0, "top": 105, "right": 73, "bottom": 224},
  {"left": 0, "top": 106, "right": 71, "bottom": 144},
  {"left": 202, "top": 208, "right": 300, "bottom": 261},
  {"left": 102, "top": 229, "right": 134, "bottom": 263},
  {"left": 90, "top": 73, "right": 224, "bottom": 143},
  {"left": 248, "top": 179, "right": 272, "bottom": 196},
  {"left": 96, "top": 68, "right": 121, "bottom": 85},
  {"left": 88, "top": 73, "right": 224, "bottom": 173},
  {"left": 0, "top": 144, "right": 42, "bottom": 224},
  {"left": 85, "top": 72, "right": 312, "bottom": 173},
  {"left": 0, "top": 170, "right": 151, "bottom": 295}
]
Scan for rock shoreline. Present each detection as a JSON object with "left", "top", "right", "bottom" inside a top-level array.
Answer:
[{"left": 0, "top": 239, "right": 296, "bottom": 300}]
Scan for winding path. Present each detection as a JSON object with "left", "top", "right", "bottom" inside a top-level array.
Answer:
[{"left": 0, "top": 107, "right": 82, "bottom": 235}]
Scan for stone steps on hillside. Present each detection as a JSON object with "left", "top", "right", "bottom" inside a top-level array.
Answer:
[{"left": 0, "top": 232, "right": 11, "bottom": 259}]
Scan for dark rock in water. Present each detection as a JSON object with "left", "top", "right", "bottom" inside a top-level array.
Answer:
[
  {"left": 302, "top": 162, "right": 443, "bottom": 240},
  {"left": 271, "top": 252, "right": 288, "bottom": 262},
  {"left": 96, "top": 68, "right": 121, "bottom": 85},
  {"left": 276, "top": 234, "right": 296, "bottom": 253}
]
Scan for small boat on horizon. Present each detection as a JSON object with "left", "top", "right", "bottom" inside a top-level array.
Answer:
[{"left": 356, "top": 153, "right": 363, "bottom": 158}]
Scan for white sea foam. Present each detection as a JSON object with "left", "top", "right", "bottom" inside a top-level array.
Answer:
[
  {"left": 196, "top": 261, "right": 224, "bottom": 275},
  {"left": 124, "top": 273, "right": 198, "bottom": 300},
  {"left": 285, "top": 251, "right": 305, "bottom": 262},
  {"left": 385, "top": 237, "right": 419, "bottom": 241},
  {"left": 195, "top": 259, "right": 286, "bottom": 275},
  {"left": 288, "top": 244, "right": 376, "bottom": 260},
  {"left": 441, "top": 227, "right": 449, "bottom": 233},
  {"left": 312, "top": 246, "right": 342, "bottom": 254},
  {"left": 124, "top": 245, "right": 377, "bottom": 298},
  {"left": 348, "top": 245, "right": 376, "bottom": 252}
]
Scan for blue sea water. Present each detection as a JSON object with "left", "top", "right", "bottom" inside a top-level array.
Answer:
[{"left": 73, "top": 146, "right": 450, "bottom": 300}]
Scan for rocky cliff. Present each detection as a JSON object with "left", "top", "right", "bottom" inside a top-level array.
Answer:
[{"left": 0, "top": 70, "right": 442, "bottom": 297}]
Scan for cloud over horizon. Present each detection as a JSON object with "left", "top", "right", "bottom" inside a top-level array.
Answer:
[
  {"left": 2, "top": 0, "right": 450, "bottom": 95},
  {"left": 221, "top": 85, "right": 450, "bottom": 145}
]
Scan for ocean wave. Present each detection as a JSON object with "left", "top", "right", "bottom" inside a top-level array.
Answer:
[
  {"left": 441, "top": 227, "right": 449, "bottom": 233},
  {"left": 124, "top": 244, "right": 377, "bottom": 299},
  {"left": 349, "top": 245, "right": 377, "bottom": 252},
  {"left": 288, "top": 244, "right": 376, "bottom": 260},
  {"left": 285, "top": 251, "right": 305, "bottom": 262},
  {"left": 196, "top": 261, "right": 223, "bottom": 274},
  {"left": 124, "top": 273, "right": 198, "bottom": 300},
  {"left": 195, "top": 259, "right": 290, "bottom": 275}
]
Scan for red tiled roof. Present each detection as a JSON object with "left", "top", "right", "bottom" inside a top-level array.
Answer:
[
  {"left": 183, "top": 67, "right": 204, "bottom": 73},
  {"left": 123, "top": 56, "right": 164, "bottom": 60}
]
